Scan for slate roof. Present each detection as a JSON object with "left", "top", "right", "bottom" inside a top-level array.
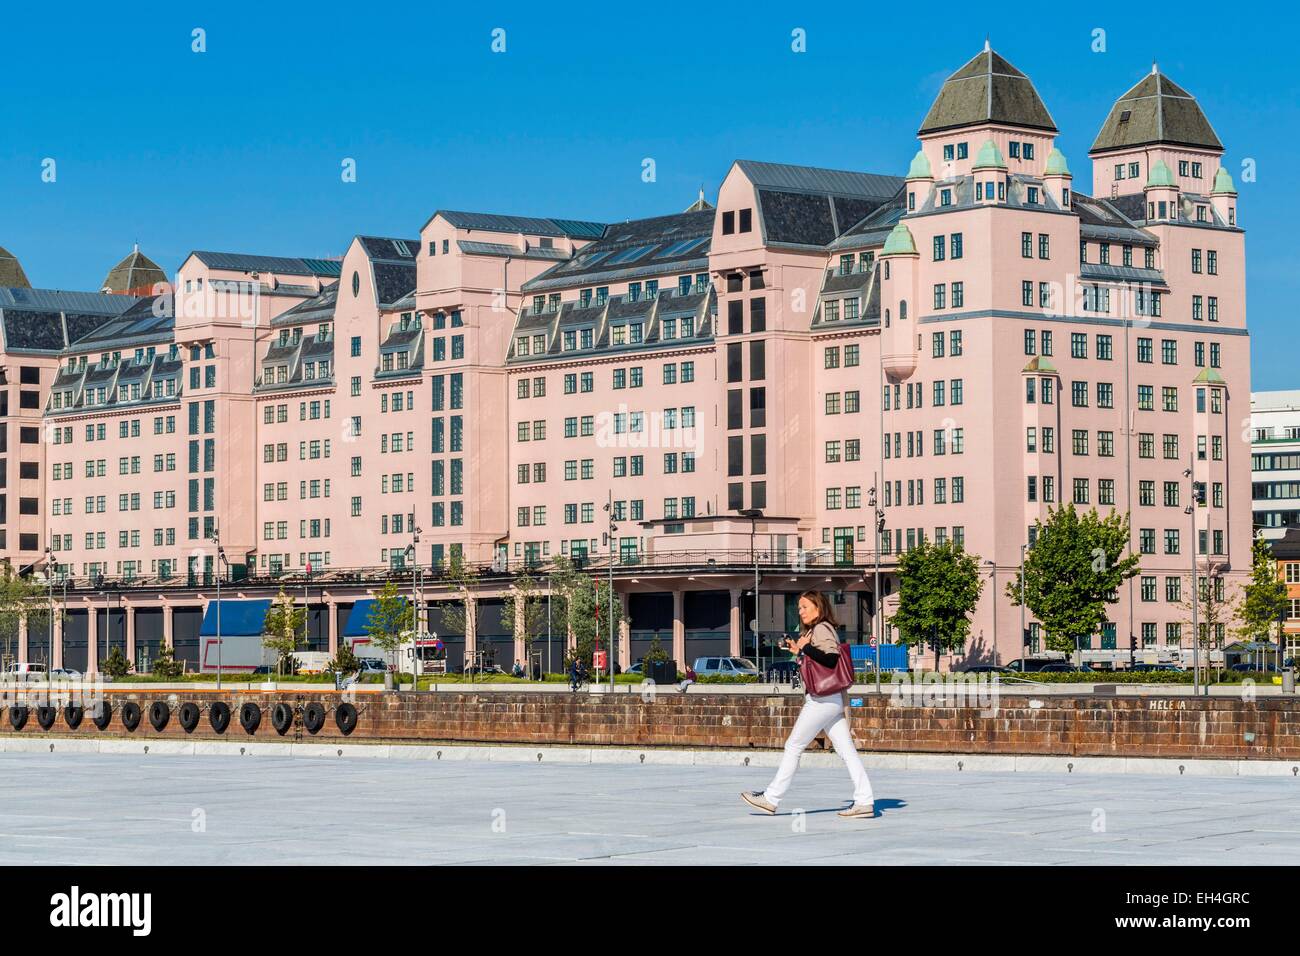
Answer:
[
  {"left": 68, "top": 296, "right": 175, "bottom": 349},
  {"left": 271, "top": 284, "right": 339, "bottom": 328},
  {"left": 0, "top": 287, "right": 139, "bottom": 353},
  {"left": 919, "top": 48, "right": 1058, "bottom": 135},
  {"left": 1090, "top": 71, "right": 1223, "bottom": 154},
  {"left": 191, "top": 251, "right": 343, "bottom": 277},
  {"left": 522, "top": 210, "right": 714, "bottom": 291},
  {"left": 734, "top": 160, "right": 902, "bottom": 200},
  {"left": 1073, "top": 193, "right": 1159, "bottom": 245},
  {"left": 433, "top": 211, "right": 605, "bottom": 239}
]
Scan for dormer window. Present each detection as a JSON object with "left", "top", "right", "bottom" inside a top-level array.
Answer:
[
  {"left": 630, "top": 323, "right": 643, "bottom": 344},
  {"left": 1027, "top": 186, "right": 1039, "bottom": 205},
  {"left": 677, "top": 276, "right": 691, "bottom": 296},
  {"left": 548, "top": 293, "right": 561, "bottom": 312},
  {"left": 940, "top": 189, "right": 952, "bottom": 207},
  {"left": 279, "top": 330, "right": 290, "bottom": 346},
  {"left": 292, "top": 328, "right": 302, "bottom": 344},
  {"left": 681, "top": 317, "right": 695, "bottom": 337},
  {"left": 628, "top": 281, "right": 641, "bottom": 302},
  {"left": 532, "top": 296, "right": 544, "bottom": 314},
  {"left": 1196, "top": 205, "right": 1207, "bottom": 222},
  {"left": 580, "top": 328, "right": 593, "bottom": 349},
  {"left": 694, "top": 273, "right": 709, "bottom": 293},
  {"left": 580, "top": 289, "right": 593, "bottom": 308},
  {"left": 516, "top": 336, "right": 530, "bottom": 357},
  {"left": 540, "top": 237, "right": 553, "bottom": 248},
  {"left": 612, "top": 325, "right": 627, "bottom": 346},
  {"left": 394, "top": 240, "right": 411, "bottom": 256},
  {"left": 595, "top": 287, "right": 609, "bottom": 306},
  {"left": 662, "top": 318, "right": 677, "bottom": 340}
]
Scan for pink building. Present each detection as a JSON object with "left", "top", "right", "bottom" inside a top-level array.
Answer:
[{"left": 1, "top": 45, "right": 1250, "bottom": 674}]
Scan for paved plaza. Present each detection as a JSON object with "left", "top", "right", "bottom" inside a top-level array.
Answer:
[{"left": 0, "top": 751, "right": 1295, "bottom": 865}]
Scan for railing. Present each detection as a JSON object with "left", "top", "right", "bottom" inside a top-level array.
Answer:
[{"left": 26, "top": 549, "right": 895, "bottom": 594}]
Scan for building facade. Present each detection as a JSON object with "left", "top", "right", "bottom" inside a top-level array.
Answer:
[
  {"left": 1250, "top": 390, "right": 1300, "bottom": 539},
  {"left": 0, "top": 44, "right": 1253, "bottom": 673}
]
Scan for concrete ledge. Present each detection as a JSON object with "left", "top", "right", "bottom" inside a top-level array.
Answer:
[{"left": 5, "top": 734, "right": 1300, "bottom": 779}]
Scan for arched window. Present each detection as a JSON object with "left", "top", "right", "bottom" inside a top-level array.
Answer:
[
  {"left": 352, "top": 271, "right": 360, "bottom": 297},
  {"left": 900, "top": 300, "right": 908, "bottom": 321}
]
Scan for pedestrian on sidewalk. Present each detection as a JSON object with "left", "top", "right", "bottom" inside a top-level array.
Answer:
[{"left": 741, "top": 590, "right": 875, "bottom": 818}]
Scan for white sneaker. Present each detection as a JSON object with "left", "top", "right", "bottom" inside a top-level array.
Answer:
[{"left": 740, "top": 791, "right": 777, "bottom": 815}]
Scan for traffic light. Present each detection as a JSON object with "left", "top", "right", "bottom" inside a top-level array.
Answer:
[{"left": 1193, "top": 481, "right": 1207, "bottom": 506}]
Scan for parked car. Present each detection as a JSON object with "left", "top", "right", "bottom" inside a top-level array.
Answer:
[
  {"left": 3, "top": 662, "right": 47, "bottom": 680},
  {"left": 692, "top": 656, "right": 760, "bottom": 677},
  {"left": 1036, "top": 662, "right": 1095, "bottom": 673},
  {"left": 960, "top": 665, "right": 1011, "bottom": 674},
  {"left": 626, "top": 662, "right": 644, "bottom": 675},
  {"left": 356, "top": 658, "right": 389, "bottom": 674},
  {"left": 1003, "top": 658, "right": 1057, "bottom": 673},
  {"left": 1131, "top": 663, "right": 1184, "bottom": 672},
  {"left": 48, "top": 668, "right": 83, "bottom": 680},
  {"left": 1230, "top": 662, "right": 1282, "bottom": 673}
]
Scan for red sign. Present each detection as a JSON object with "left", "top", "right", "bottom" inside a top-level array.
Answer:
[
  {"left": 593, "top": 650, "right": 607, "bottom": 670},
  {"left": 869, "top": 638, "right": 878, "bottom": 647}
]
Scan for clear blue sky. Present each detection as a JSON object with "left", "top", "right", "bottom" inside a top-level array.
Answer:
[{"left": 1, "top": 2, "right": 1294, "bottom": 387}]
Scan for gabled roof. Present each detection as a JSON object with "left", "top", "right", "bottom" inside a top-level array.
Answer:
[
  {"left": 734, "top": 160, "right": 901, "bottom": 200},
  {"left": 190, "top": 251, "right": 343, "bottom": 278},
  {"left": 919, "top": 47, "right": 1058, "bottom": 135},
  {"left": 432, "top": 210, "right": 605, "bottom": 239},
  {"left": 1090, "top": 69, "right": 1223, "bottom": 154}
]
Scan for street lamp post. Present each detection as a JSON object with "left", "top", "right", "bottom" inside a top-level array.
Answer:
[
  {"left": 1185, "top": 459, "right": 1201, "bottom": 696},
  {"left": 870, "top": 479, "right": 884, "bottom": 693},
  {"left": 409, "top": 525, "right": 422, "bottom": 690},
  {"left": 986, "top": 560, "right": 997, "bottom": 667},
  {"left": 1019, "top": 544, "right": 1027, "bottom": 661},
  {"left": 208, "top": 527, "right": 227, "bottom": 690},
  {"left": 739, "top": 509, "right": 764, "bottom": 672}
]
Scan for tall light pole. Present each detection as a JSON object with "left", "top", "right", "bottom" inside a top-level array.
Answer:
[
  {"left": 604, "top": 495, "right": 617, "bottom": 692},
  {"left": 405, "top": 525, "right": 422, "bottom": 689},
  {"left": 986, "top": 559, "right": 997, "bottom": 667},
  {"left": 44, "top": 546, "right": 54, "bottom": 668},
  {"left": 208, "top": 526, "right": 226, "bottom": 690},
  {"left": 739, "top": 509, "right": 763, "bottom": 671},
  {"left": 870, "top": 479, "right": 884, "bottom": 692},
  {"left": 1019, "top": 543, "right": 1027, "bottom": 662},
  {"left": 1186, "top": 459, "right": 1201, "bottom": 696}
]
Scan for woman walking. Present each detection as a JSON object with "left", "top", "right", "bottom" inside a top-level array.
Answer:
[{"left": 741, "top": 590, "right": 875, "bottom": 818}]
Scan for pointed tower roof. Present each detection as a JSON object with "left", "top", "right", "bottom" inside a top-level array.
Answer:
[
  {"left": 1043, "top": 147, "right": 1071, "bottom": 176},
  {"left": 683, "top": 187, "right": 714, "bottom": 213},
  {"left": 881, "top": 223, "right": 917, "bottom": 256},
  {"left": 0, "top": 246, "right": 31, "bottom": 288},
  {"left": 906, "top": 150, "right": 933, "bottom": 179},
  {"left": 102, "top": 245, "right": 167, "bottom": 294},
  {"left": 1090, "top": 67, "right": 1222, "bottom": 153},
  {"left": 919, "top": 46, "right": 1057, "bottom": 135}
]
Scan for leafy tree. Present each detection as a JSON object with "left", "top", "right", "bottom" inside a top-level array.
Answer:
[
  {"left": 562, "top": 574, "right": 625, "bottom": 672},
  {"left": 262, "top": 588, "right": 306, "bottom": 677},
  {"left": 1009, "top": 504, "right": 1141, "bottom": 653},
  {"left": 364, "top": 579, "right": 413, "bottom": 673},
  {"left": 102, "top": 646, "right": 131, "bottom": 678},
  {"left": 326, "top": 642, "right": 361, "bottom": 675},
  {"left": 0, "top": 567, "right": 44, "bottom": 664},
  {"left": 1237, "top": 532, "right": 1288, "bottom": 651},
  {"left": 150, "top": 643, "right": 184, "bottom": 679},
  {"left": 1180, "top": 568, "right": 1237, "bottom": 679},
  {"left": 891, "top": 539, "right": 984, "bottom": 669},
  {"left": 501, "top": 570, "right": 547, "bottom": 666}
]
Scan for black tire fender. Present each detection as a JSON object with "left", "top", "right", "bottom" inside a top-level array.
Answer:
[
  {"left": 63, "top": 704, "right": 84, "bottom": 729},
  {"left": 335, "top": 702, "right": 358, "bottom": 736},
  {"left": 303, "top": 702, "right": 326, "bottom": 734},
  {"left": 148, "top": 701, "right": 170, "bottom": 732},
  {"left": 239, "top": 702, "right": 261, "bottom": 734},
  {"left": 121, "top": 701, "right": 142, "bottom": 732},
  {"left": 9, "top": 705, "right": 28, "bottom": 731},
  {"left": 271, "top": 702, "right": 294, "bottom": 735},
  {"left": 178, "top": 702, "right": 200, "bottom": 733},
  {"left": 36, "top": 705, "right": 57, "bottom": 730},
  {"left": 91, "top": 700, "right": 113, "bottom": 730},
  {"left": 209, "top": 701, "right": 231, "bottom": 734}
]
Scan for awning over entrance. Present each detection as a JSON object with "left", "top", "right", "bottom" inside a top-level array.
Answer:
[{"left": 199, "top": 599, "right": 272, "bottom": 637}]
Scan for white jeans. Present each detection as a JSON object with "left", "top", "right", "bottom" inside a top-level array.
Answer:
[{"left": 765, "top": 692, "right": 874, "bottom": 807}]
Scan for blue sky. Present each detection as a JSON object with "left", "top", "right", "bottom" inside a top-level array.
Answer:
[{"left": 1, "top": 2, "right": 1295, "bottom": 386}]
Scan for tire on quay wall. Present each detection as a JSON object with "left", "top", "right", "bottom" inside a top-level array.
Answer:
[
  {"left": 36, "top": 706, "right": 57, "bottom": 730},
  {"left": 63, "top": 704, "right": 84, "bottom": 730},
  {"left": 271, "top": 702, "right": 293, "bottom": 736},
  {"left": 91, "top": 700, "right": 113, "bottom": 730},
  {"left": 302, "top": 702, "right": 326, "bottom": 734},
  {"left": 121, "top": 702, "right": 142, "bottom": 732},
  {"left": 148, "top": 701, "right": 170, "bottom": 732},
  {"left": 209, "top": 701, "right": 231, "bottom": 734},
  {"left": 334, "top": 702, "right": 358, "bottom": 736},
  {"left": 178, "top": 702, "right": 200, "bottom": 733},
  {"left": 239, "top": 702, "right": 261, "bottom": 734},
  {"left": 9, "top": 705, "right": 28, "bottom": 731}
]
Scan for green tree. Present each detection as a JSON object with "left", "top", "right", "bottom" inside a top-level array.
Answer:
[
  {"left": 891, "top": 539, "right": 984, "bottom": 669},
  {"left": 326, "top": 642, "right": 361, "bottom": 675},
  {"left": 1180, "top": 568, "right": 1236, "bottom": 678},
  {"left": 0, "top": 567, "right": 44, "bottom": 664},
  {"left": 1237, "top": 532, "right": 1288, "bottom": 654},
  {"left": 1008, "top": 504, "right": 1141, "bottom": 654},
  {"left": 364, "top": 579, "right": 413, "bottom": 673},
  {"left": 563, "top": 575, "right": 625, "bottom": 672},
  {"left": 262, "top": 588, "right": 306, "bottom": 677},
  {"left": 150, "top": 642, "right": 184, "bottom": 679},
  {"left": 102, "top": 645, "right": 131, "bottom": 678},
  {"left": 501, "top": 570, "right": 546, "bottom": 670}
]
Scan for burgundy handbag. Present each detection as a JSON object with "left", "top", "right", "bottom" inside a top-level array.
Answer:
[{"left": 800, "top": 637, "right": 855, "bottom": 696}]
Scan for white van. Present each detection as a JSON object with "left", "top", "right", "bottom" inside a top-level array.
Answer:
[{"left": 292, "top": 651, "right": 332, "bottom": 675}]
